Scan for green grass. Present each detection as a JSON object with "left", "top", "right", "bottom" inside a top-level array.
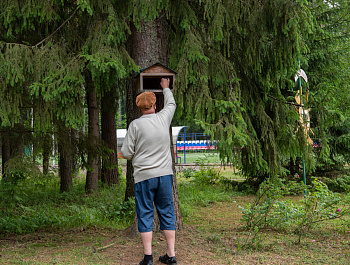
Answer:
[
  {"left": 0, "top": 175, "right": 135, "bottom": 234},
  {"left": 119, "top": 151, "right": 223, "bottom": 165},
  {"left": 0, "top": 161, "right": 236, "bottom": 234},
  {"left": 1, "top": 166, "right": 350, "bottom": 264},
  {"left": 177, "top": 178, "right": 243, "bottom": 221},
  {"left": 176, "top": 151, "right": 222, "bottom": 164}
]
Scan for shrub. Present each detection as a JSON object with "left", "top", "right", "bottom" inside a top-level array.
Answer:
[
  {"left": 178, "top": 167, "right": 197, "bottom": 179},
  {"left": 2, "top": 159, "right": 39, "bottom": 204},
  {"left": 322, "top": 175, "right": 350, "bottom": 192},
  {"left": 239, "top": 176, "right": 350, "bottom": 245},
  {"left": 239, "top": 177, "right": 297, "bottom": 230},
  {"left": 179, "top": 160, "right": 222, "bottom": 185}
]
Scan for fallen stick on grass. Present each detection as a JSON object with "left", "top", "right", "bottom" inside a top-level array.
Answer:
[{"left": 92, "top": 242, "right": 116, "bottom": 253}]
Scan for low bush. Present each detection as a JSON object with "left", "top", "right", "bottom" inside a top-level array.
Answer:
[
  {"left": 178, "top": 161, "right": 221, "bottom": 185},
  {"left": 322, "top": 175, "right": 350, "bottom": 192},
  {"left": 239, "top": 176, "right": 350, "bottom": 247}
]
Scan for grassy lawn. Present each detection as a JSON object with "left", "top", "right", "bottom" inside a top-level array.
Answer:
[
  {"left": 119, "top": 152, "right": 223, "bottom": 165},
  {"left": 0, "top": 195, "right": 348, "bottom": 264},
  {"left": 0, "top": 166, "right": 349, "bottom": 264},
  {"left": 175, "top": 151, "right": 222, "bottom": 164}
]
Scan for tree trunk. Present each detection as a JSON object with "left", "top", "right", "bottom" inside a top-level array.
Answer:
[
  {"left": 101, "top": 89, "right": 119, "bottom": 186},
  {"left": 1, "top": 131, "right": 11, "bottom": 179},
  {"left": 70, "top": 128, "right": 79, "bottom": 178},
  {"left": 1, "top": 127, "right": 28, "bottom": 181},
  {"left": 170, "top": 128, "right": 183, "bottom": 230},
  {"left": 42, "top": 134, "right": 52, "bottom": 175},
  {"left": 85, "top": 70, "right": 100, "bottom": 193},
  {"left": 125, "top": 17, "right": 182, "bottom": 236},
  {"left": 0, "top": 133, "right": 2, "bottom": 174},
  {"left": 124, "top": 78, "right": 136, "bottom": 201},
  {"left": 57, "top": 123, "right": 73, "bottom": 192}
]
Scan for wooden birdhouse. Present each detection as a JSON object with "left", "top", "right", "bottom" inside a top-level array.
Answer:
[{"left": 136, "top": 63, "right": 176, "bottom": 93}]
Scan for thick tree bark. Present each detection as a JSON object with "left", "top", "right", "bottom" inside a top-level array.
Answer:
[
  {"left": 126, "top": 19, "right": 169, "bottom": 198},
  {"left": 124, "top": 78, "right": 137, "bottom": 201},
  {"left": 125, "top": 17, "right": 182, "bottom": 236},
  {"left": 85, "top": 71, "right": 100, "bottom": 193},
  {"left": 57, "top": 123, "right": 73, "bottom": 192},
  {"left": 101, "top": 89, "right": 119, "bottom": 186}
]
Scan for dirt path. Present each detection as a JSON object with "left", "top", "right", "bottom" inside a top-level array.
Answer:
[{"left": 0, "top": 227, "right": 232, "bottom": 265}]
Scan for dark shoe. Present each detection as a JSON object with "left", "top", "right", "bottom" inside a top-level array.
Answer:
[
  {"left": 139, "top": 258, "right": 153, "bottom": 265},
  {"left": 159, "top": 253, "right": 177, "bottom": 264}
]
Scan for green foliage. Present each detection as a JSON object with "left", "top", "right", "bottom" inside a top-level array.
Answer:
[
  {"left": 0, "top": 0, "right": 136, "bottom": 149},
  {"left": 178, "top": 177, "right": 240, "bottom": 219},
  {"left": 239, "top": 177, "right": 303, "bottom": 230},
  {"left": 177, "top": 162, "right": 245, "bottom": 221},
  {"left": 170, "top": 0, "right": 350, "bottom": 179},
  {"left": 1, "top": 0, "right": 350, "bottom": 195},
  {"left": 0, "top": 0, "right": 138, "bottom": 195},
  {"left": 178, "top": 167, "right": 197, "bottom": 179},
  {"left": 292, "top": 179, "right": 349, "bottom": 241},
  {"left": 0, "top": 171, "right": 134, "bottom": 234},
  {"left": 306, "top": 0, "right": 350, "bottom": 172},
  {"left": 1, "top": 155, "right": 45, "bottom": 204},
  {"left": 322, "top": 175, "right": 350, "bottom": 193},
  {"left": 239, "top": 177, "right": 350, "bottom": 246},
  {"left": 169, "top": 0, "right": 316, "bottom": 178},
  {"left": 0, "top": 205, "right": 94, "bottom": 234},
  {"left": 179, "top": 160, "right": 221, "bottom": 185}
]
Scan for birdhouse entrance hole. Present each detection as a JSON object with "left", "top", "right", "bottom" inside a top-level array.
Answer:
[
  {"left": 136, "top": 63, "right": 177, "bottom": 93},
  {"left": 142, "top": 76, "right": 174, "bottom": 91}
]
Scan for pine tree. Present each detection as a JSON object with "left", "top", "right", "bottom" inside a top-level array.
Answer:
[
  {"left": 1, "top": 1, "right": 349, "bottom": 234},
  {"left": 0, "top": 1, "right": 136, "bottom": 191},
  {"left": 163, "top": 0, "right": 314, "bottom": 180},
  {"left": 305, "top": 0, "right": 350, "bottom": 172}
]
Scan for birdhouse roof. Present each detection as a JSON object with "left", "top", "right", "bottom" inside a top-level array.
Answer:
[{"left": 136, "top": 63, "right": 177, "bottom": 76}]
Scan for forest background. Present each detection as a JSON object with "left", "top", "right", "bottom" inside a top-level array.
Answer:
[{"left": 0, "top": 1, "right": 350, "bottom": 263}]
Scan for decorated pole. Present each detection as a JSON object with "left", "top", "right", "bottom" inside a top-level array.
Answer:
[{"left": 295, "top": 67, "right": 308, "bottom": 198}]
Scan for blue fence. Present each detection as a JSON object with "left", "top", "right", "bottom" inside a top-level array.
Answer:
[{"left": 175, "top": 130, "right": 217, "bottom": 164}]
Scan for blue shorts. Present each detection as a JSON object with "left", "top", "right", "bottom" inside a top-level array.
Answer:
[{"left": 134, "top": 175, "right": 176, "bottom": 233}]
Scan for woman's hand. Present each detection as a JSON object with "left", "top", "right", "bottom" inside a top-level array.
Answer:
[{"left": 160, "top": 78, "right": 170, "bottom": 89}]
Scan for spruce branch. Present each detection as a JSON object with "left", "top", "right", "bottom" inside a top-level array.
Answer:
[
  {"left": 166, "top": 18, "right": 177, "bottom": 33},
  {"left": 0, "top": 129, "right": 34, "bottom": 133},
  {"left": 0, "top": 42, "right": 30, "bottom": 48},
  {"left": 33, "top": 8, "right": 78, "bottom": 48},
  {"left": 265, "top": 93, "right": 305, "bottom": 108}
]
